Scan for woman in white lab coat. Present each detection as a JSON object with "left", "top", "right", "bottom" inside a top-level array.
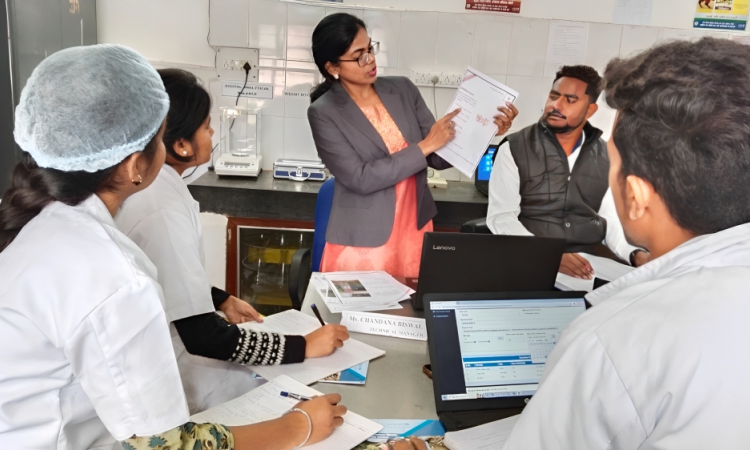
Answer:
[
  {"left": 0, "top": 45, "right": 345, "bottom": 450},
  {"left": 116, "top": 68, "right": 350, "bottom": 413}
]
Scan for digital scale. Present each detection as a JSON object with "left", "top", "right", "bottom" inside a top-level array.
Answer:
[
  {"left": 215, "top": 106, "right": 263, "bottom": 177},
  {"left": 215, "top": 153, "right": 263, "bottom": 177}
]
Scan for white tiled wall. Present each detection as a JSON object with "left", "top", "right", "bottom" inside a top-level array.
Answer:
[{"left": 97, "top": 0, "right": 743, "bottom": 182}]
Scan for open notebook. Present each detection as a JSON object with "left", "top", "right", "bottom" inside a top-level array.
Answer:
[{"left": 192, "top": 374, "right": 383, "bottom": 450}]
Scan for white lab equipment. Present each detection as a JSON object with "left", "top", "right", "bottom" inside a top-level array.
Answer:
[{"left": 215, "top": 106, "right": 263, "bottom": 177}]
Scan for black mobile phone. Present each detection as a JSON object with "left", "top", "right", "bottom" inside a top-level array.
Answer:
[{"left": 422, "top": 364, "right": 432, "bottom": 379}]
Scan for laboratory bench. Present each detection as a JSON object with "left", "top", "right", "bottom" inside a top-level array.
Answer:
[{"left": 187, "top": 171, "right": 489, "bottom": 315}]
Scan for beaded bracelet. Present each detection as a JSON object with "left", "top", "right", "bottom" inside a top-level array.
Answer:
[{"left": 284, "top": 408, "right": 312, "bottom": 449}]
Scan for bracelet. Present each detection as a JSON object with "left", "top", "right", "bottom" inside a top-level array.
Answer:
[{"left": 284, "top": 408, "right": 312, "bottom": 449}]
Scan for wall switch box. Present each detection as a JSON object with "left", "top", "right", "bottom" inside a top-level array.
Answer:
[{"left": 412, "top": 71, "right": 463, "bottom": 87}]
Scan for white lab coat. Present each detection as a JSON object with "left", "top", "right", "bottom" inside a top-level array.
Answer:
[
  {"left": 0, "top": 196, "right": 189, "bottom": 449},
  {"left": 116, "top": 165, "right": 264, "bottom": 414},
  {"left": 504, "top": 222, "right": 750, "bottom": 449}
]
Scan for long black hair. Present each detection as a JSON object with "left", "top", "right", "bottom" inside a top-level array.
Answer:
[
  {"left": 310, "top": 13, "right": 367, "bottom": 103},
  {"left": 158, "top": 68, "right": 212, "bottom": 163},
  {"left": 0, "top": 137, "right": 161, "bottom": 252}
]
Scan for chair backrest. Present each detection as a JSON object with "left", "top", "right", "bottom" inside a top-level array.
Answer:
[{"left": 312, "top": 177, "right": 335, "bottom": 272}]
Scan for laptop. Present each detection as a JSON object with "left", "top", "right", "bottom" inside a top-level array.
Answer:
[
  {"left": 424, "top": 291, "right": 590, "bottom": 431},
  {"left": 413, "top": 233, "right": 566, "bottom": 309}
]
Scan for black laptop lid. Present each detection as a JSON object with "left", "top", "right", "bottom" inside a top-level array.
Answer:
[
  {"left": 413, "top": 233, "right": 566, "bottom": 309},
  {"left": 424, "top": 291, "right": 589, "bottom": 415}
]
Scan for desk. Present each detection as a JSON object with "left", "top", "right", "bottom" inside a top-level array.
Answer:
[{"left": 299, "top": 284, "right": 437, "bottom": 420}]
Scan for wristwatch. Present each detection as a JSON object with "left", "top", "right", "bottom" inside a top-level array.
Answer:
[{"left": 629, "top": 249, "right": 647, "bottom": 266}]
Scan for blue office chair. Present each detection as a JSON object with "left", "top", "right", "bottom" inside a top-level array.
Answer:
[{"left": 289, "top": 177, "right": 335, "bottom": 309}]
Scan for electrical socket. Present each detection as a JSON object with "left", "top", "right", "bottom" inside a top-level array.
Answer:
[
  {"left": 411, "top": 71, "right": 463, "bottom": 87},
  {"left": 217, "top": 47, "right": 260, "bottom": 81}
]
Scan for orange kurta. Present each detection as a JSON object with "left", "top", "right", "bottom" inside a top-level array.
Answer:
[{"left": 320, "top": 103, "right": 432, "bottom": 278}]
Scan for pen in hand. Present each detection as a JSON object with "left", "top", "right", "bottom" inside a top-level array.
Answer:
[
  {"left": 310, "top": 303, "right": 326, "bottom": 326},
  {"left": 280, "top": 391, "right": 312, "bottom": 401}
]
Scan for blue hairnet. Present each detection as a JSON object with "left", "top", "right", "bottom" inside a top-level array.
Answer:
[{"left": 14, "top": 44, "right": 170, "bottom": 172}]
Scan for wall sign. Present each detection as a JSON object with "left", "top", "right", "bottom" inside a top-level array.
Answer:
[
  {"left": 695, "top": 0, "right": 749, "bottom": 30},
  {"left": 221, "top": 81, "right": 273, "bottom": 99},
  {"left": 465, "top": 0, "right": 521, "bottom": 14}
]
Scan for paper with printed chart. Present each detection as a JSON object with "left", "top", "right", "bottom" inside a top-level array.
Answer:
[
  {"left": 191, "top": 374, "right": 383, "bottom": 450},
  {"left": 436, "top": 67, "right": 519, "bottom": 177}
]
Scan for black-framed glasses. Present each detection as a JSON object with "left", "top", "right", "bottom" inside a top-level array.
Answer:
[{"left": 339, "top": 41, "right": 380, "bottom": 67}]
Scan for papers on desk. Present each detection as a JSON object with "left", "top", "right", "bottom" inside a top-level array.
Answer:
[
  {"left": 444, "top": 414, "right": 520, "bottom": 450},
  {"left": 436, "top": 66, "right": 519, "bottom": 177},
  {"left": 191, "top": 374, "right": 383, "bottom": 450},
  {"left": 239, "top": 310, "right": 385, "bottom": 385},
  {"left": 311, "top": 271, "right": 414, "bottom": 313},
  {"left": 319, "top": 361, "right": 369, "bottom": 385},
  {"left": 555, "top": 253, "right": 634, "bottom": 292},
  {"left": 369, "top": 419, "right": 446, "bottom": 442}
]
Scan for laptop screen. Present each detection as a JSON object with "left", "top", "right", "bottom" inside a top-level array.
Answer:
[{"left": 429, "top": 297, "right": 586, "bottom": 401}]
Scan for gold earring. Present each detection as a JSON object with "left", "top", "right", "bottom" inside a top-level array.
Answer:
[{"left": 132, "top": 174, "right": 142, "bottom": 186}]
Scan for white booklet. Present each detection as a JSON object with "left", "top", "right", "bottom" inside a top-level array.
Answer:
[
  {"left": 239, "top": 309, "right": 386, "bottom": 385},
  {"left": 436, "top": 66, "right": 519, "bottom": 177},
  {"left": 191, "top": 374, "right": 383, "bottom": 450},
  {"left": 444, "top": 414, "right": 520, "bottom": 450}
]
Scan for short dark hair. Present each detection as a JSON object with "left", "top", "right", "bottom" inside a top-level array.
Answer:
[
  {"left": 554, "top": 65, "right": 602, "bottom": 103},
  {"left": 157, "top": 68, "right": 212, "bottom": 164},
  {"left": 603, "top": 37, "right": 750, "bottom": 235}
]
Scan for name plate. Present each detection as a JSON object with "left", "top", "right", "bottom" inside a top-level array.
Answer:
[{"left": 340, "top": 312, "right": 427, "bottom": 341}]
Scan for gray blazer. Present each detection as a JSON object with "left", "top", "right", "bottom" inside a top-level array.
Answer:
[{"left": 308, "top": 76, "right": 451, "bottom": 247}]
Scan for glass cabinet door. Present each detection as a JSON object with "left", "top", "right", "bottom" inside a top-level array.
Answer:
[{"left": 237, "top": 226, "right": 314, "bottom": 315}]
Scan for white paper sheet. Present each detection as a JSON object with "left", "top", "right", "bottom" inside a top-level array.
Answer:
[
  {"left": 436, "top": 67, "right": 519, "bottom": 177},
  {"left": 555, "top": 253, "right": 634, "bottom": 292},
  {"left": 340, "top": 311, "right": 427, "bottom": 341},
  {"left": 239, "top": 310, "right": 386, "bottom": 384},
  {"left": 613, "top": 0, "right": 654, "bottom": 26},
  {"left": 544, "top": 21, "right": 589, "bottom": 77},
  {"left": 191, "top": 374, "right": 383, "bottom": 450},
  {"left": 444, "top": 414, "right": 520, "bottom": 450}
]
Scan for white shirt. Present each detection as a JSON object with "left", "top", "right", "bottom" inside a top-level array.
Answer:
[
  {"left": 487, "top": 132, "right": 636, "bottom": 260},
  {"left": 116, "top": 165, "right": 265, "bottom": 414},
  {"left": 0, "top": 196, "right": 189, "bottom": 449},
  {"left": 504, "top": 222, "right": 750, "bottom": 449}
]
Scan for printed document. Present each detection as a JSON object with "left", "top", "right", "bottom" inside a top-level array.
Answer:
[
  {"left": 191, "top": 374, "right": 383, "bottom": 450},
  {"left": 239, "top": 310, "right": 385, "bottom": 384},
  {"left": 444, "top": 414, "right": 520, "bottom": 450},
  {"left": 436, "top": 67, "right": 519, "bottom": 177},
  {"left": 555, "top": 253, "right": 634, "bottom": 292}
]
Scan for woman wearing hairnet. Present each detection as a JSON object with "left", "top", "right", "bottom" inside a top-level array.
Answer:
[
  {"left": 0, "top": 44, "right": 345, "bottom": 450},
  {"left": 115, "top": 68, "right": 350, "bottom": 414}
]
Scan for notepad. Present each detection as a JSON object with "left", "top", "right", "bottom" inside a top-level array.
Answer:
[
  {"left": 239, "top": 309, "right": 386, "bottom": 385},
  {"left": 191, "top": 375, "right": 383, "bottom": 450},
  {"left": 443, "top": 415, "right": 520, "bottom": 450}
]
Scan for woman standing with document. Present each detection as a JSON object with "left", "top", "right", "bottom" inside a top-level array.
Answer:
[{"left": 308, "top": 13, "right": 518, "bottom": 278}]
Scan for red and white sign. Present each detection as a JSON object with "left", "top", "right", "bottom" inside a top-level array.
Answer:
[{"left": 465, "top": 0, "right": 521, "bottom": 13}]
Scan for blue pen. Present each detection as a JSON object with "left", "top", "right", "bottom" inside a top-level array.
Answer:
[{"left": 280, "top": 391, "right": 312, "bottom": 401}]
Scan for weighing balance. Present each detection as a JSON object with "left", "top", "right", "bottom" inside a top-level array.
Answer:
[{"left": 215, "top": 106, "right": 263, "bottom": 177}]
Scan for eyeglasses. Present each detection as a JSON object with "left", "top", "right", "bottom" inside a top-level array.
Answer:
[{"left": 339, "top": 41, "right": 380, "bottom": 67}]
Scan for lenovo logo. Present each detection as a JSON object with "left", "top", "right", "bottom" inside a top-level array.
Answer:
[{"left": 432, "top": 245, "right": 456, "bottom": 251}]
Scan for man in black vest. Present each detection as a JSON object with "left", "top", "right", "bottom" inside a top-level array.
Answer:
[{"left": 486, "top": 65, "right": 649, "bottom": 279}]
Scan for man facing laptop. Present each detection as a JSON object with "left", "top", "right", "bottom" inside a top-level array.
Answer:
[
  {"left": 486, "top": 65, "right": 648, "bottom": 279},
  {"left": 502, "top": 37, "right": 750, "bottom": 448}
]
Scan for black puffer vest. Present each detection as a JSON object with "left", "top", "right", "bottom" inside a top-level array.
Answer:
[{"left": 501, "top": 120, "right": 610, "bottom": 245}]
